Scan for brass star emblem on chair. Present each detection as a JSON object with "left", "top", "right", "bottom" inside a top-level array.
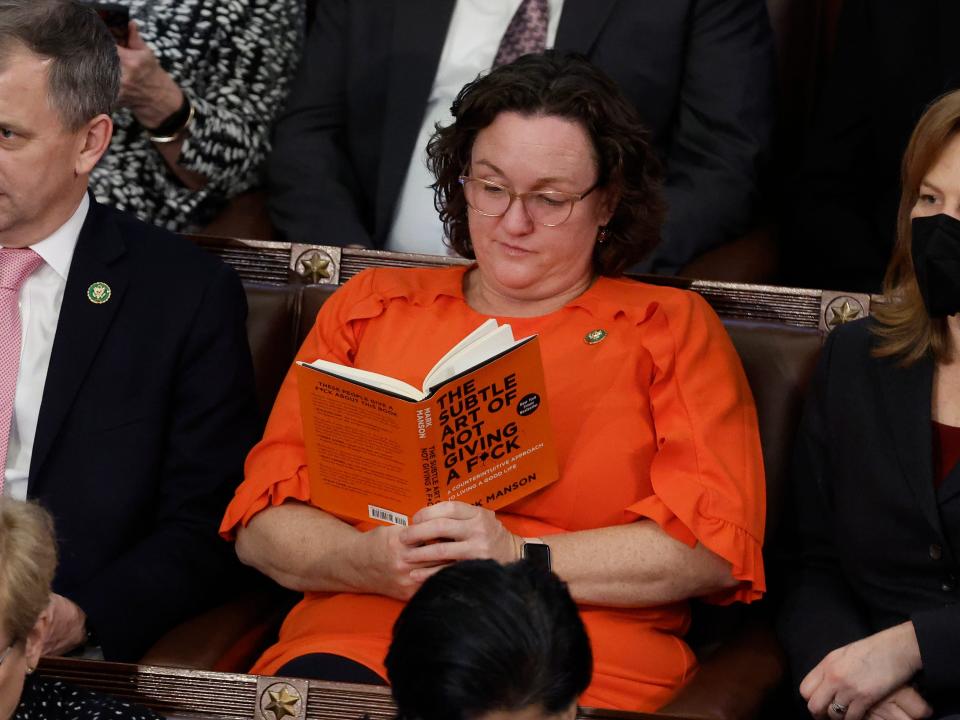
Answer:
[
  {"left": 827, "top": 300, "right": 861, "bottom": 328},
  {"left": 299, "top": 252, "right": 333, "bottom": 284},
  {"left": 263, "top": 685, "right": 300, "bottom": 720}
]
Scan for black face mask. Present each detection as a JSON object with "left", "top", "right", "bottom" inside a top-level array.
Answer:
[{"left": 910, "top": 213, "right": 960, "bottom": 318}]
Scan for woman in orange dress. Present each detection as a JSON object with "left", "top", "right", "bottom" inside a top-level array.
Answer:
[{"left": 221, "top": 52, "right": 766, "bottom": 713}]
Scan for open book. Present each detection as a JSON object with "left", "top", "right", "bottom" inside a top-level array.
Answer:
[{"left": 297, "top": 320, "right": 559, "bottom": 526}]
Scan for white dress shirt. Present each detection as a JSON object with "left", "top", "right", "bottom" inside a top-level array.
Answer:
[
  {"left": 4, "top": 194, "right": 89, "bottom": 500},
  {"left": 386, "top": 0, "right": 564, "bottom": 255}
]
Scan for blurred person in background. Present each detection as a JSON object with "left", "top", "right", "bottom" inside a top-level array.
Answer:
[
  {"left": 88, "top": 0, "right": 303, "bottom": 232},
  {"left": 268, "top": 0, "right": 774, "bottom": 274}
]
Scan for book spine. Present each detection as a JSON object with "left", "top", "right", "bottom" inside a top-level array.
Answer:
[{"left": 417, "top": 405, "right": 442, "bottom": 507}]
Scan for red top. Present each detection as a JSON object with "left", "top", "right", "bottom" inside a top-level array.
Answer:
[
  {"left": 933, "top": 421, "right": 960, "bottom": 489},
  {"left": 221, "top": 266, "right": 766, "bottom": 712}
]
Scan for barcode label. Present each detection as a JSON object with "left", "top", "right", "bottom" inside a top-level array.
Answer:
[{"left": 368, "top": 505, "right": 409, "bottom": 526}]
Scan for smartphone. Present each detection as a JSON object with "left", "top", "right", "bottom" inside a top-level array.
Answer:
[{"left": 89, "top": 3, "right": 130, "bottom": 47}]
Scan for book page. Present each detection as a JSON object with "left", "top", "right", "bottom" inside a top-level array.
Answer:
[{"left": 422, "top": 323, "right": 521, "bottom": 392}]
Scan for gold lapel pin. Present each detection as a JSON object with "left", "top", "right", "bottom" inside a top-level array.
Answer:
[
  {"left": 584, "top": 329, "right": 607, "bottom": 345},
  {"left": 86, "top": 281, "right": 111, "bottom": 305}
]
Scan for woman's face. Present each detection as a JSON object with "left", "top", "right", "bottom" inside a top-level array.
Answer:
[
  {"left": 0, "top": 618, "right": 44, "bottom": 720},
  {"left": 911, "top": 132, "right": 960, "bottom": 221},
  {"left": 466, "top": 112, "right": 614, "bottom": 309},
  {"left": 0, "top": 642, "right": 28, "bottom": 720}
]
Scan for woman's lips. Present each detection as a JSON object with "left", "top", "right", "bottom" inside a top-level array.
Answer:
[{"left": 497, "top": 240, "right": 532, "bottom": 256}]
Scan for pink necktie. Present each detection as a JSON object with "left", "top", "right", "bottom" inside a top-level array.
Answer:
[
  {"left": 493, "top": 0, "right": 550, "bottom": 68},
  {"left": 0, "top": 248, "right": 43, "bottom": 493}
]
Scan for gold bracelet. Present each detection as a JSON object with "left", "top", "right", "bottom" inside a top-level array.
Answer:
[{"left": 148, "top": 101, "right": 195, "bottom": 144}]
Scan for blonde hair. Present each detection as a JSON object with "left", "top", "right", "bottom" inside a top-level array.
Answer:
[
  {"left": 0, "top": 499, "right": 57, "bottom": 642},
  {"left": 872, "top": 91, "right": 958, "bottom": 365}
]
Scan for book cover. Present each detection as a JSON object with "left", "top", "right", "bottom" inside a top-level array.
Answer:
[{"left": 296, "top": 330, "right": 559, "bottom": 526}]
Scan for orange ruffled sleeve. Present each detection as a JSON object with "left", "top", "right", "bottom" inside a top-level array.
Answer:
[
  {"left": 625, "top": 289, "right": 766, "bottom": 604},
  {"left": 220, "top": 270, "right": 390, "bottom": 538}
]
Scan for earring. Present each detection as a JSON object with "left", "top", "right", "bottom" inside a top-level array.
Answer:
[
  {"left": 25, "top": 666, "right": 34, "bottom": 675},
  {"left": 597, "top": 227, "right": 608, "bottom": 244}
]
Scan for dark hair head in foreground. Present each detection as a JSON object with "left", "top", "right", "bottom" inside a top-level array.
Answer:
[
  {"left": 386, "top": 560, "right": 592, "bottom": 720},
  {"left": 0, "top": 0, "right": 119, "bottom": 129},
  {"left": 427, "top": 51, "right": 664, "bottom": 276}
]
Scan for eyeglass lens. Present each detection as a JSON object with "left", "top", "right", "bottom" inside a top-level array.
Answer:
[{"left": 461, "top": 179, "right": 575, "bottom": 226}]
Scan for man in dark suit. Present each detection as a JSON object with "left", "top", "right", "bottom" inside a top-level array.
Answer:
[
  {"left": 0, "top": 0, "right": 258, "bottom": 662},
  {"left": 267, "top": 0, "right": 775, "bottom": 274},
  {"left": 787, "top": 0, "right": 960, "bottom": 293}
]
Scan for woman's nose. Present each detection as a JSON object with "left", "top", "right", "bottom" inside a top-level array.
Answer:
[{"left": 500, "top": 194, "right": 535, "bottom": 234}]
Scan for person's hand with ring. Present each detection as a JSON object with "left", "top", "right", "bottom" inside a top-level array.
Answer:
[{"left": 799, "top": 622, "right": 923, "bottom": 720}]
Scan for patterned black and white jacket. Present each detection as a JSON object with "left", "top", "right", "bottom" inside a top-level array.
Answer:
[
  {"left": 90, "top": 0, "right": 303, "bottom": 231},
  {"left": 14, "top": 677, "right": 161, "bottom": 720}
]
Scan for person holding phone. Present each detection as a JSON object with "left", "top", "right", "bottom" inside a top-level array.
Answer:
[{"left": 87, "top": 0, "right": 303, "bottom": 232}]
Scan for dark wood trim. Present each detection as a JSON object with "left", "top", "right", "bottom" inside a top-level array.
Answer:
[
  {"left": 37, "top": 658, "right": 682, "bottom": 720},
  {"left": 188, "top": 234, "right": 875, "bottom": 336}
]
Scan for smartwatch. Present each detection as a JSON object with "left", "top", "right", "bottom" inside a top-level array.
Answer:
[{"left": 521, "top": 537, "right": 551, "bottom": 571}]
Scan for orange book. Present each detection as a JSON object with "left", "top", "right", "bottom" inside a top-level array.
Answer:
[{"left": 296, "top": 320, "right": 559, "bottom": 526}]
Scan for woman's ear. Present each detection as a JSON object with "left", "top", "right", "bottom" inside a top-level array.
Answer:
[
  {"left": 595, "top": 187, "right": 619, "bottom": 227},
  {"left": 23, "top": 609, "right": 50, "bottom": 670}
]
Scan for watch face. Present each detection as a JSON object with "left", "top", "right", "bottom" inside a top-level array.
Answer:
[{"left": 522, "top": 542, "right": 552, "bottom": 572}]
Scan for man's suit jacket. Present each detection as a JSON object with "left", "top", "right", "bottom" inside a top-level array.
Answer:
[
  {"left": 777, "top": 319, "right": 960, "bottom": 716},
  {"left": 27, "top": 197, "right": 259, "bottom": 662},
  {"left": 787, "top": 0, "right": 960, "bottom": 293},
  {"left": 267, "top": 0, "right": 774, "bottom": 273}
]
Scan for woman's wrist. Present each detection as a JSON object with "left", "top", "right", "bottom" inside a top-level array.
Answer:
[
  {"left": 146, "top": 93, "right": 194, "bottom": 143},
  {"left": 130, "top": 73, "right": 184, "bottom": 129},
  {"left": 890, "top": 621, "right": 923, "bottom": 674}
]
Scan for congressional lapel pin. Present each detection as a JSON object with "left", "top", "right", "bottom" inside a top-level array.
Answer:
[
  {"left": 86, "top": 281, "right": 111, "bottom": 305},
  {"left": 584, "top": 329, "right": 607, "bottom": 345}
]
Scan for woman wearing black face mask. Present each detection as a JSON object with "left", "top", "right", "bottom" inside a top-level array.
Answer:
[{"left": 778, "top": 90, "right": 960, "bottom": 720}]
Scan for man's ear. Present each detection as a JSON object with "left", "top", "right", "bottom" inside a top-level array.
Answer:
[
  {"left": 23, "top": 607, "right": 50, "bottom": 669},
  {"left": 74, "top": 113, "right": 113, "bottom": 176}
]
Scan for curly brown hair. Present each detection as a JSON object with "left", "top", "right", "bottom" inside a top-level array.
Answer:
[{"left": 426, "top": 51, "right": 664, "bottom": 276}]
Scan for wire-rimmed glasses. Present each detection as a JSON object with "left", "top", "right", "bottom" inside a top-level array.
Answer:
[
  {"left": 458, "top": 176, "right": 598, "bottom": 227},
  {"left": 0, "top": 642, "right": 15, "bottom": 667}
]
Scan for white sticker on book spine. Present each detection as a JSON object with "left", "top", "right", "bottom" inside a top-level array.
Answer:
[{"left": 368, "top": 505, "right": 409, "bottom": 526}]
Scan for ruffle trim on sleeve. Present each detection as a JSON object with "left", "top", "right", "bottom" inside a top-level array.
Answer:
[
  {"left": 627, "top": 491, "right": 766, "bottom": 605},
  {"left": 219, "top": 462, "right": 312, "bottom": 540}
]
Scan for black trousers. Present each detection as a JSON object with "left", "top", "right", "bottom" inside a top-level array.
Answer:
[{"left": 276, "top": 653, "right": 387, "bottom": 685}]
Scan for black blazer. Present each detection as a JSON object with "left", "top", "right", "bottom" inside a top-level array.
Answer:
[
  {"left": 778, "top": 319, "right": 960, "bottom": 715},
  {"left": 267, "top": 0, "right": 774, "bottom": 273},
  {"left": 786, "top": 0, "right": 960, "bottom": 293},
  {"left": 27, "top": 198, "right": 259, "bottom": 662}
]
